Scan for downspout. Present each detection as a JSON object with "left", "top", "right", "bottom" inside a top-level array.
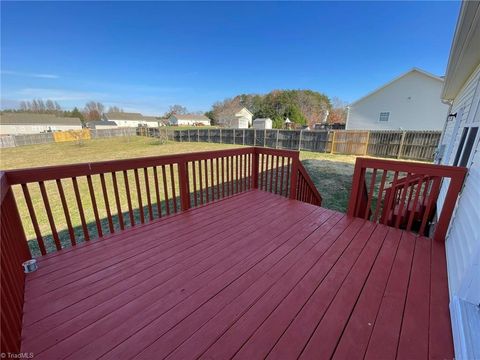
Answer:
[{"left": 436, "top": 99, "right": 454, "bottom": 164}]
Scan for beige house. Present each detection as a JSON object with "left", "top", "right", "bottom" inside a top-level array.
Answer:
[
  {"left": 218, "top": 107, "right": 253, "bottom": 128},
  {"left": 103, "top": 112, "right": 159, "bottom": 128},
  {"left": 169, "top": 114, "right": 211, "bottom": 126},
  {"left": 0, "top": 113, "right": 82, "bottom": 135}
]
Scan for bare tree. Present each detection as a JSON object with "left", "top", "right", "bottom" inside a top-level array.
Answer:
[
  {"left": 327, "top": 97, "right": 348, "bottom": 124},
  {"left": 83, "top": 101, "right": 105, "bottom": 121},
  {"left": 46, "top": 99, "right": 56, "bottom": 113},
  {"left": 107, "top": 106, "right": 124, "bottom": 113},
  {"left": 164, "top": 104, "right": 188, "bottom": 118}
]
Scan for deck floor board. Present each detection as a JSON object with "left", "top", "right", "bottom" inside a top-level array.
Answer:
[{"left": 20, "top": 190, "right": 454, "bottom": 360}]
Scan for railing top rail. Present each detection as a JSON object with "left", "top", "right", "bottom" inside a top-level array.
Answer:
[
  {"left": 3, "top": 147, "right": 254, "bottom": 185},
  {"left": 355, "top": 157, "right": 468, "bottom": 178}
]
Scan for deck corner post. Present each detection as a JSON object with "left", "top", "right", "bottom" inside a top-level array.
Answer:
[
  {"left": 252, "top": 148, "right": 259, "bottom": 189},
  {"left": 178, "top": 160, "right": 190, "bottom": 211},
  {"left": 289, "top": 152, "right": 300, "bottom": 200},
  {"left": 347, "top": 158, "right": 365, "bottom": 217}
]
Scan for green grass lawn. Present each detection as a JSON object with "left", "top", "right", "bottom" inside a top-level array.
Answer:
[{"left": 1, "top": 136, "right": 357, "bottom": 255}]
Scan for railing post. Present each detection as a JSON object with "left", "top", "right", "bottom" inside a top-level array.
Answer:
[
  {"left": 347, "top": 158, "right": 365, "bottom": 217},
  {"left": 252, "top": 148, "right": 259, "bottom": 189},
  {"left": 289, "top": 152, "right": 300, "bottom": 200},
  {"left": 178, "top": 160, "right": 190, "bottom": 211},
  {"left": 434, "top": 173, "right": 465, "bottom": 242}
]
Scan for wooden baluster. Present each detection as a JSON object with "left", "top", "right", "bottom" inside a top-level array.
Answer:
[
  {"left": 229, "top": 156, "right": 233, "bottom": 195},
  {"left": 203, "top": 159, "right": 210, "bottom": 204},
  {"left": 143, "top": 168, "right": 153, "bottom": 221},
  {"left": 235, "top": 155, "right": 239, "bottom": 193},
  {"left": 87, "top": 175, "right": 103, "bottom": 237},
  {"left": 373, "top": 170, "right": 388, "bottom": 222},
  {"left": 381, "top": 171, "right": 399, "bottom": 224},
  {"left": 39, "top": 181, "right": 61, "bottom": 250},
  {"left": 210, "top": 158, "right": 215, "bottom": 200},
  {"left": 134, "top": 169, "right": 145, "bottom": 223},
  {"left": 221, "top": 157, "right": 225, "bottom": 197},
  {"left": 364, "top": 169, "right": 377, "bottom": 220},
  {"left": 239, "top": 155, "right": 243, "bottom": 193},
  {"left": 274, "top": 155, "right": 280, "bottom": 194},
  {"left": 162, "top": 165, "right": 170, "bottom": 215},
  {"left": 285, "top": 157, "right": 291, "bottom": 196},
  {"left": 100, "top": 174, "right": 115, "bottom": 233},
  {"left": 216, "top": 157, "right": 220, "bottom": 199},
  {"left": 420, "top": 177, "right": 441, "bottom": 235},
  {"left": 191, "top": 162, "right": 198, "bottom": 207},
  {"left": 406, "top": 176, "right": 424, "bottom": 231},
  {"left": 198, "top": 161, "right": 204, "bottom": 204},
  {"left": 170, "top": 164, "right": 178, "bottom": 213},
  {"left": 395, "top": 172, "right": 412, "bottom": 228},
  {"left": 259, "top": 154, "right": 265, "bottom": 190},
  {"left": 123, "top": 170, "right": 135, "bottom": 226},
  {"left": 111, "top": 172, "right": 124, "bottom": 230},
  {"left": 153, "top": 167, "right": 162, "bottom": 217},
  {"left": 178, "top": 160, "right": 190, "bottom": 211},
  {"left": 21, "top": 184, "right": 46, "bottom": 255},
  {"left": 279, "top": 156, "right": 285, "bottom": 196},
  {"left": 56, "top": 179, "right": 76, "bottom": 245},
  {"left": 72, "top": 177, "right": 90, "bottom": 241}
]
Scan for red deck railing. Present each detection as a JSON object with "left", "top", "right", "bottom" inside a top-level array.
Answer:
[
  {"left": 347, "top": 157, "right": 467, "bottom": 242},
  {"left": 0, "top": 147, "right": 321, "bottom": 355}
]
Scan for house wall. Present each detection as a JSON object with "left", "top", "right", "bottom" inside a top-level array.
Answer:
[
  {"left": 110, "top": 120, "right": 159, "bottom": 128},
  {"left": 0, "top": 124, "right": 82, "bottom": 135},
  {"left": 347, "top": 71, "right": 449, "bottom": 130},
  {"left": 235, "top": 109, "right": 253, "bottom": 125},
  {"left": 172, "top": 118, "right": 210, "bottom": 126},
  {"left": 437, "top": 63, "right": 480, "bottom": 304}
]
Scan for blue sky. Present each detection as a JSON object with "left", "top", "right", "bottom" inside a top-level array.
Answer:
[{"left": 1, "top": 1, "right": 460, "bottom": 115}]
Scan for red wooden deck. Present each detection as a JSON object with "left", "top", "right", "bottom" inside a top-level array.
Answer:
[{"left": 20, "top": 190, "right": 453, "bottom": 360}]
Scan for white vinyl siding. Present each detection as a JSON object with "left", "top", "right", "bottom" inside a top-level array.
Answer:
[{"left": 437, "top": 63, "right": 480, "bottom": 305}]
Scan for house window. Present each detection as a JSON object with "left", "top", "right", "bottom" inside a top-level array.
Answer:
[
  {"left": 379, "top": 112, "right": 390, "bottom": 122},
  {"left": 453, "top": 127, "right": 479, "bottom": 167}
]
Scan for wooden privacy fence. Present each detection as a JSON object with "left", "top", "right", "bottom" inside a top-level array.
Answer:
[
  {"left": 154, "top": 128, "right": 442, "bottom": 162},
  {"left": 0, "top": 128, "right": 137, "bottom": 148},
  {"left": 347, "top": 157, "right": 467, "bottom": 242}
]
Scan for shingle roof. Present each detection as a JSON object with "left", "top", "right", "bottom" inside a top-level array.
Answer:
[
  {"left": 0, "top": 113, "right": 82, "bottom": 126},
  {"left": 171, "top": 114, "right": 210, "bottom": 121},
  {"left": 103, "top": 112, "right": 145, "bottom": 121}
]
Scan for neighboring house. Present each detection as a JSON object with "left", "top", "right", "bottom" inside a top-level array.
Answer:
[
  {"left": 86, "top": 120, "right": 118, "bottom": 130},
  {"left": 218, "top": 107, "right": 253, "bottom": 128},
  {"left": 252, "top": 118, "right": 273, "bottom": 130},
  {"left": 103, "top": 112, "right": 159, "bottom": 127},
  {"left": 435, "top": 2, "right": 480, "bottom": 359},
  {"left": 0, "top": 113, "right": 82, "bottom": 135},
  {"left": 346, "top": 68, "right": 450, "bottom": 130},
  {"left": 169, "top": 114, "right": 211, "bottom": 126}
]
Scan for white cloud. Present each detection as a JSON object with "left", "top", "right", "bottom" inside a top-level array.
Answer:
[{"left": 1, "top": 70, "right": 59, "bottom": 79}]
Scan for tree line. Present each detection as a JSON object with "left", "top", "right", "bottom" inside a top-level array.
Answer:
[{"left": 205, "top": 90, "right": 347, "bottom": 129}]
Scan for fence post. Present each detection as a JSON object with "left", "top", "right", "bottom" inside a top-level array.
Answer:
[
  {"left": 178, "top": 160, "right": 190, "bottom": 211},
  {"left": 364, "top": 131, "right": 370, "bottom": 155},
  {"left": 232, "top": 129, "right": 235, "bottom": 145},
  {"left": 298, "top": 130, "right": 302, "bottom": 151},
  {"left": 252, "top": 149, "right": 259, "bottom": 189},
  {"left": 188, "top": 130, "right": 191, "bottom": 142},
  {"left": 331, "top": 131, "right": 336, "bottom": 154},
  {"left": 208, "top": 129, "right": 211, "bottom": 143},
  {"left": 289, "top": 151, "right": 299, "bottom": 200},
  {"left": 254, "top": 129, "right": 257, "bottom": 146},
  {"left": 263, "top": 129, "right": 266, "bottom": 147},
  {"left": 243, "top": 130, "right": 245, "bottom": 145},
  {"left": 398, "top": 131, "right": 406, "bottom": 159},
  {"left": 276, "top": 129, "right": 279, "bottom": 149},
  {"left": 220, "top": 128, "right": 223, "bottom": 144},
  {"left": 197, "top": 129, "right": 200, "bottom": 142}
]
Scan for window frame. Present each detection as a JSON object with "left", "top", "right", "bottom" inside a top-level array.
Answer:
[{"left": 378, "top": 112, "right": 390, "bottom": 122}]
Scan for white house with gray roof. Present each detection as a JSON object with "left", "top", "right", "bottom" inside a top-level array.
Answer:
[
  {"left": 346, "top": 68, "right": 449, "bottom": 130},
  {"left": 169, "top": 114, "right": 211, "bottom": 126},
  {"left": 0, "top": 113, "right": 82, "bottom": 135},
  {"left": 103, "top": 112, "right": 159, "bottom": 128}
]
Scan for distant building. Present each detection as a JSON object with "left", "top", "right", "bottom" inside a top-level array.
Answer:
[
  {"left": 0, "top": 113, "right": 82, "bottom": 135},
  {"left": 253, "top": 118, "right": 273, "bottom": 130},
  {"left": 103, "top": 112, "right": 159, "bottom": 128},
  {"left": 86, "top": 120, "right": 118, "bottom": 130},
  {"left": 169, "top": 114, "right": 211, "bottom": 126},
  {"left": 346, "top": 68, "right": 449, "bottom": 130},
  {"left": 218, "top": 107, "right": 253, "bottom": 128}
]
